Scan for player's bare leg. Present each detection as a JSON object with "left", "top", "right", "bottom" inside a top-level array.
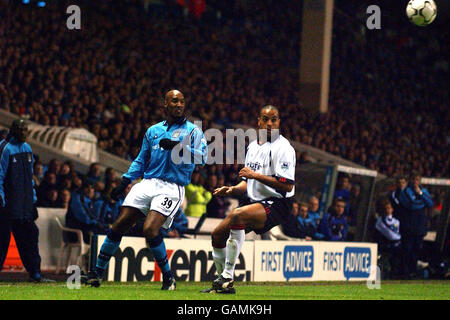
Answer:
[
  {"left": 143, "top": 211, "right": 176, "bottom": 290},
  {"left": 204, "top": 203, "right": 267, "bottom": 293},
  {"left": 86, "top": 206, "right": 143, "bottom": 287}
]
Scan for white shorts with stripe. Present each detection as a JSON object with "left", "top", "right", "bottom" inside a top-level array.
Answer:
[{"left": 122, "top": 178, "right": 185, "bottom": 229}]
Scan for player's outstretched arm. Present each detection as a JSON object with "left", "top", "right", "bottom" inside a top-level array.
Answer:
[
  {"left": 213, "top": 181, "right": 247, "bottom": 197},
  {"left": 239, "top": 167, "right": 293, "bottom": 193}
]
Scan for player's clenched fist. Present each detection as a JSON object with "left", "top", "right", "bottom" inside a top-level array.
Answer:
[{"left": 238, "top": 167, "right": 256, "bottom": 179}]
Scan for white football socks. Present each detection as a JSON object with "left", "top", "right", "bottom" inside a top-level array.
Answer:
[
  {"left": 222, "top": 228, "right": 245, "bottom": 279},
  {"left": 212, "top": 246, "right": 226, "bottom": 276}
]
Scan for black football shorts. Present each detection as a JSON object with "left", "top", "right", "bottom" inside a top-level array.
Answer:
[{"left": 252, "top": 197, "right": 294, "bottom": 235}]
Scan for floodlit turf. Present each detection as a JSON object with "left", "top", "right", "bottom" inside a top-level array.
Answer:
[{"left": 0, "top": 280, "right": 449, "bottom": 300}]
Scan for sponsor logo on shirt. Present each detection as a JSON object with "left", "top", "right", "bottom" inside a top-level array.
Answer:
[{"left": 281, "top": 162, "right": 290, "bottom": 171}]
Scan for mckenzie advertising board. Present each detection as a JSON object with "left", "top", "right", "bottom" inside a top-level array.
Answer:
[
  {"left": 253, "top": 240, "right": 378, "bottom": 282},
  {"left": 93, "top": 236, "right": 254, "bottom": 282}
]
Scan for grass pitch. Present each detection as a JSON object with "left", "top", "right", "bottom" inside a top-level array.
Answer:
[{"left": 0, "top": 280, "right": 449, "bottom": 300}]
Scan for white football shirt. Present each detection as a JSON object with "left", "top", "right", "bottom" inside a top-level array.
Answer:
[{"left": 244, "top": 134, "right": 296, "bottom": 201}]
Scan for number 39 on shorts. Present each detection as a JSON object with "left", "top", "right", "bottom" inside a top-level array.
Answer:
[{"left": 161, "top": 197, "right": 172, "bottom": 209}]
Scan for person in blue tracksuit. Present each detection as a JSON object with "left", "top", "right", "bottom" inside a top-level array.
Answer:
[
  {"left": 0, "top": 119, "right": 53, "bottom": 282},
  {"left": 93, "top": 183, "right": 121, "bottom": 228},
  {"left": 398, "top": 173, "right": 434, "bottom": 279},
  {"left": 85, "top": 90, "right": 207, "bottom": 290},
  {"left": 296, "top": 202, "right": 324, "bottom": 240},
  {"left": 65, "top": 179, "right": 109, "bottom": 244},
  {"left": 319, "top": 197, "right": 349, "bottom": 241}
]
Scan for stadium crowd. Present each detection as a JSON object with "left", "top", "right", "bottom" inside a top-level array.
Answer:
[
  {"left": 0, "top": 0, "right": 447, "bottom": 180},
  {"left": 0, "top": 1, "right": 448, "bottom": 258}
]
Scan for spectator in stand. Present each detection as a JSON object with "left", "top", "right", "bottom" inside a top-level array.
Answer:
[
  {"left": 72, "top": 175, "right": 83, "bottom": 191},
  {"left": 47, "top": 159, "right": 61, "bottom": 176},
  {"left": 93, "top": 183, "right": 120, "bottom": 228},
  {"left": 185, "top": 168, "right": 212, "bottom": 217},
  {"left": 57, "top": 161, "right": 72, "bottom": 187},
  {"left": 281, "top": 201, "right": 321, "bottom": 240},
  {"left": 0, "top": 129, "right": 7, "bottom": 140},
  {"left": 398, "top": 173, "right": 434, "bottom": 279},
  {"left": 374, "top": 199, "right": 401, "bottom": 278},
  {"left": 307, "top": 196, "right": 321, "bottom": 226},
  {"left": 58, "top": 188, "right": 71, "bottom": 209},
  {"left": 33, "top": 160, "right": 44, "bottom": 186},
  {"left": 206, "top": 174, "right": 230, "bottom": 218},
  {"left": 0, "top": 0, "right": 447, "bottom": 193},
  {"left": 65, "top": 179, "right": 108, "bottom": 244},
  {"left": 296, "top": 202, "right": 324, "bottom": 240},
  {"left": 348, "top": 183, "right": 362, "bottom": 226},
  {"left": 104, "top": 167, "right": 117, "bottom": 189},
  {"left": 37, "top": 188, "right": 59, "bottom": 208},
  {"left": 37, "top": 171, "right": 57, "bottom": 204},
  {"left": 94, "top": 180, "right": 105, "bottom": 200},
  {"left": 319, "top": 197, "right": 349, "bottom": 241},
  {"left": 390, "top": 175, "right": 408, "bottom": 217},
  {"left": 86, "top": 163, "right": 102, "bottom": 183},
  {"left": 280, "top": 201, "right": 303, "bottom": 238},
  {"left": 334, "top": 174, "right": 351, "bottom": 218}
]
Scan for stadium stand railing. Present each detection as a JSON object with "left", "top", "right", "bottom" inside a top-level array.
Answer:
[{"left": 0, "top": 109, "right": 130, "bottom": 176}]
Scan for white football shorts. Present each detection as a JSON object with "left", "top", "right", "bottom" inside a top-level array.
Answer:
[{"left": 122, "top": 178, "right": 185, "bottom": 229}]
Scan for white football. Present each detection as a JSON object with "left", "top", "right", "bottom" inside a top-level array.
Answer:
[{"left": 406, "top": 0, "right": 437, "bottom": 26}]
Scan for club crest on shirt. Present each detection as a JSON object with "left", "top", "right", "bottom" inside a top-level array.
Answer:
[{"left": 172, "top": 131, "right": 180, "bottom": 139}]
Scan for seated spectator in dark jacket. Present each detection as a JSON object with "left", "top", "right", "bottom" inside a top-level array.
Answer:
[
  {"left": 37, "top": 188, "right": 60, "bottom": 208},
  {"left": 297, "top": 202, "right": 324, "bottom": 240},
  {"left": 37, "top": 171, "right": 57, "bottom": 204},
  {"left": 206, "top": 174, "right": 230, "bottom": 218},
  {"left": 58, "top": 188, "right": 71, "bottom": 209},
  {"left": 281, "top": 202, "right": 315, "bottom": 239},
  {"left": 65, "top": 179, "right": 108, "bottom": 243},
  {"left": 93, "top": 186, "right": 120, "bottom": 228},
  {"left": 319, "top": 197, "right": 349, "bottom": 241},
  {"left": 103, "top": 167, "right": 117, "bottom": 188},
  {"left": 33, "top": 160, "right": 44, "bottom": 186},
  {"left": 307, "top": 196, "right": 321, "bottom": 226},
  {"left": 86, "top": 162, "right": 101, "bottom": 183},
  {"left": 334, "top": 174, "right": 351, "bottom": 217},
  {"left": 57, "top": 161, "right": 73, "bottom": 187}
]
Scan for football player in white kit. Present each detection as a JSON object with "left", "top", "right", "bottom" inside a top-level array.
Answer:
[
  {"left": 203, "top": 105, "right": 296, "bottom": 294},
  {"left": 85, "top": 90, "right": 207, "bottom": 290}
]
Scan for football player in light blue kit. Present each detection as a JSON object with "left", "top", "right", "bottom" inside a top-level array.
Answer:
[{"left": 86, "top": 90, "right": 207, "bottom": 290}]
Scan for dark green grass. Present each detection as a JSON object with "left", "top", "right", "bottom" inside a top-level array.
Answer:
[{"left": 0, "top": 280, "right": 449, "bottom": 300}]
